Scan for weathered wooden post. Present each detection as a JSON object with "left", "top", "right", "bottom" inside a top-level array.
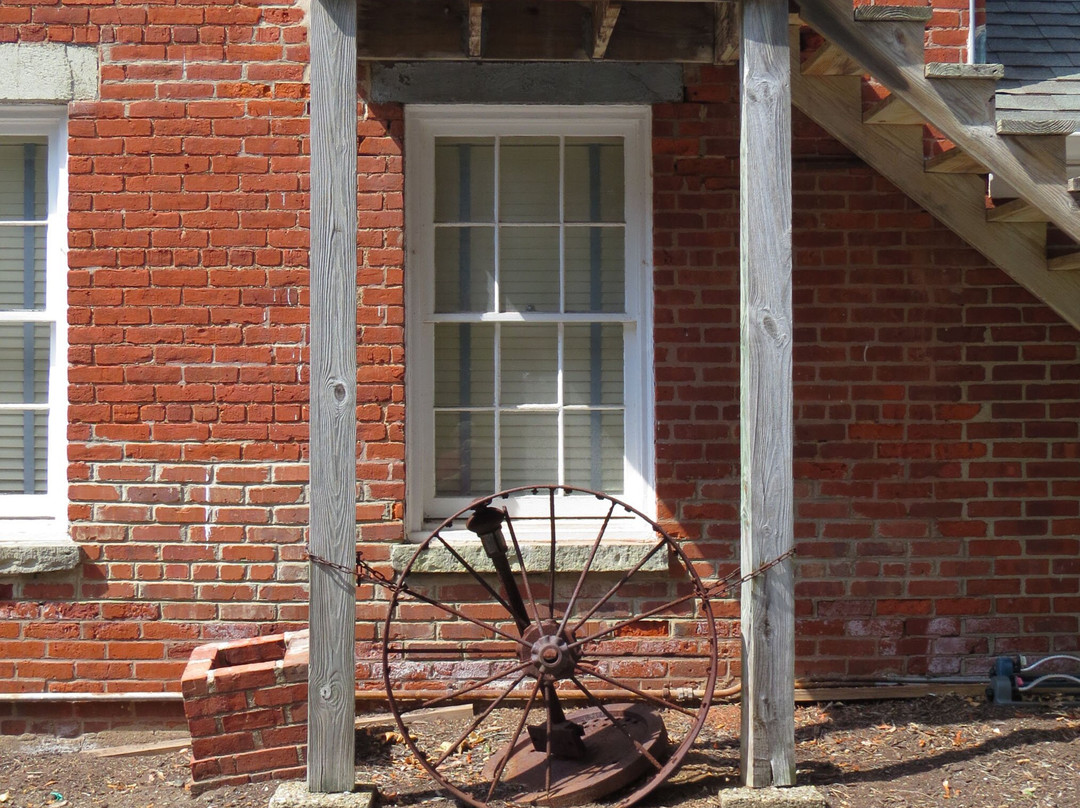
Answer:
[
  {"left": 738, "top": 0, "right": 796, "bottom": 789},
  {"left": 308, "top": 0, "right": 358, "bottom": 792}
]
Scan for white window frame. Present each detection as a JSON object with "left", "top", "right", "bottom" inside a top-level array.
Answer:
[
  {"left": 0, "top": 106, "right": 68, "bottom": 527},
  {"left": 404, "top": 105, "right": 655, "bottom": 538}
]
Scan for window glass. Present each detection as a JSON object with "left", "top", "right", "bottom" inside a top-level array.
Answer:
[
  {"left": 564, "top": 226, "right": 624, "bottom": 313},
  {"left": 434, "top": 227, "right": 495, "bottom": 313},
  {"left": 499, "top": 227, "right": 560, "bottom": 313},
  {"left": 434, "top": 138, "right": 494, "bottom": 223},
  {"left": 499, "top": 138, "right": 559, "bottom": 223},
  {"left": 564, "top": 138, "right": 623, "bottom": 223}
]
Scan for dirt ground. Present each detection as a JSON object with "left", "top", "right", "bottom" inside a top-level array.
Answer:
[{"left": 1, "top": 695, "right": 1078, "bottom": 808}]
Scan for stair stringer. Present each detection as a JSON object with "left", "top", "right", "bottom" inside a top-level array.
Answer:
[{"left": 788, "top": 31, "right": 1080, "bottom": 331}]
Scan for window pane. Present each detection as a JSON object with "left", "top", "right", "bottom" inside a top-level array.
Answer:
[
  {"left": 565, "top": 411, "right": 623, "bottom": 492},
  {"left": 434, "top": 227, "right": 495, "bottom": 313},
  {"left": 0, "top": 140, "right": 48, "bottom": 222},
  {"left": 435, "top": 411, "right": 495, "bottom": 497},
  {"left": 0, "top": 322, "right": 50, "bottom": 404},
  {"left": 564, "top": 324, "right": 623, "bottom": 407},
  {"left": 501, "top": 324, "right": 557, "bottom": 406},
  {"left": 564, "top": 138, "right": 623, "bottom": 223},
  {"left": 0, "top": 224, "right": 46, "bottom": 310},
  {"left": 434, "top": 138, "right": 494, "bottom": 223},
  {"left": 434, "top": 324, "right": 494, "bottom": 408},
  {"left": 0, "top": 410, "right": 47, "bottom": 494},
  {"left": 501, "top": 413, "right": 557, "bottom": 487},
  {"left": 499, "top": 138, "right": 559, "bottom": 223},
  {"left": 499, "top": 226, "right": 559, "bottom": 313},
  {"left": 565, "top": 226, "right": 624, "bottom": 313}
]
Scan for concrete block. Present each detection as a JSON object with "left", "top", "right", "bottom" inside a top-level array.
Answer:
[
  {"left": 270, "top": 781, "right": 379, "bottom": 808},
  {"left": 0, "top": 43, "right": 99, "bottom": 102}
]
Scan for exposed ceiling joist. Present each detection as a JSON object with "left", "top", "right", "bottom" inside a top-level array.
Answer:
[
  {"left": 469, "top": 1, "right": 483, "bottom": 57},
  {"left": 592, "top": 1, "right": 622, "bottom": 60}
]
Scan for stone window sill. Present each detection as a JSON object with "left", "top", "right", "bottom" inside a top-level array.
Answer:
[
  {"left": 391, "top": 538, "right": 668, "bottom": 574},
  {"left": 0, "top": 521, "right": 80, "bottom": 575}
]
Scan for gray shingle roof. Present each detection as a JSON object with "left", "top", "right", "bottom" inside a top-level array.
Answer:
[{"left": 985, "top": 0, "right": 1080, "bottom": 126}]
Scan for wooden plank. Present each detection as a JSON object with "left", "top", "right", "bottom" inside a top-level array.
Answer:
[
  {"left": 853, "top": 5, "right": 933, "bottom": 22},
  {"left": 308, "top": 0, "right": 358, "bottom": 794},
  {"left": 794, "top": 683, "right": 987, "bottom": 702},
  {"left": 714, "top": 1, "right": 739, "bottom": 64},
  {"left": 788, "top": 26, "right": 1080, "bottom": 332},
  {"left": 801, "top": 40, "right": 862, "bottom": 76},
  {"left": 1070, "top": 177, "right": 1080, "bottom": 201},
  {"left": 468, "top": 1, "right": 483, "bottom": 58},
  {"left": 986, "top": 198, "right": 1050, "bottom": 223},
  {"left": 1049, "top": 252, "right": 1080, "bottom": 272},
  {"left": 86, "top": 739, "right": 192, "bottom": 758},
  {"left": 924, "top": 147, "right": 986, "bottom": 174},
  {"left": 925, "top": 62, "right": 1004, "bottom": 80},
  {"left": 592, "top": 1, "right": 621, "bottom": 59},
  {"left": 355, "top": 704, "right": 475, "bottom": 729},
  {"left": 996, "top": 118, "right": 1079, "bottom": 137},
  {"left": 863, "top": 93, "right": 923, "bottom": 125},
  {"left": 740, "top": 0, "right": 795, "bottom": 790},
  {"left": 794, "top": 0, "right": 1080, "bottom": 245}
]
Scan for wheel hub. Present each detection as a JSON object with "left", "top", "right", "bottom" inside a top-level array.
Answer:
[{"left": 520, "top": 621, "right": 580, "bottom": 680}]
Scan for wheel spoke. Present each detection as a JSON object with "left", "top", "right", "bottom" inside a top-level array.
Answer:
[
  {"left": 412, "top": 659, "right": 535, "bottom": 710},
  {"left": 567, "top": 534, "right": 669, "bottom": 634},
  {"left": 568, "top": 675, "right": 664, "bottom": 771},
  {"left": 503, "top": 511, "right": 544, "bottom": 631},
  {"left": 568, "top": 589, "right": 699, "bottom": 652},
  {"left": 432, "top": 672, "right": 529, "bottom": 769},
  {"left": 548, "top": 487, "right": 557, "bottom": 620},
  {"left": 398, "top": 586, "right": 532, "bottom": 650},
  {"left": 486, "top": 678, "right": 542, "bottom": 802},
  {"left": 429, "top": 530, "right": 522, "bottom": 623},
  {"left": 556, "top": 498, "right": 616, "bottom": 638},
  {"left": 576, "top": 662, "right": 697, "bottom": 718}
]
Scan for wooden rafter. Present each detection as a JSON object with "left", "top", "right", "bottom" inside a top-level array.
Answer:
[
  {"left": 592, "top": 1, "right": 621, "bottom": 60},
  {"left": 468, "top": 0, "right": 483, "bottom": 58},
  {"left": 713, "top": 1, "right": 738, "bottom": 64}
]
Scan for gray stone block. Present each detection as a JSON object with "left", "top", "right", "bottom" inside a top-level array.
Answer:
[
  {"left": 269, "top": 782, "right": 379, "bottom": 808},
  {"left": 719, "top": 786, "right": 827, "bottom": 808}
]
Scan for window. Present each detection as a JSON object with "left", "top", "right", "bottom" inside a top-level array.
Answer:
[
  {"left": 0, "top": 108, "right": 68, "bottom": 526},
  {"left": 405, "top": 106, "right": 654, "bottom": 536}
]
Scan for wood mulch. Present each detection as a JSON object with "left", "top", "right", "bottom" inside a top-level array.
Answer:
[{"left": 1, "top": 695, "right": 1077, "bottom": 808}]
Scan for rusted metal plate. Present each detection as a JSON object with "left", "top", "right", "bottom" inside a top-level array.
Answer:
[{"left": 481, "top": 704, "right": 668, "bottom": 807}]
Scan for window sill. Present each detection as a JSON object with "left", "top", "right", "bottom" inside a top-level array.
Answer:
[
  {"left": 391, "top": 538, "right": 668, "bottom": 575},
  {"left": 0, "top": 521, "right": 79, "bottom": 576}
]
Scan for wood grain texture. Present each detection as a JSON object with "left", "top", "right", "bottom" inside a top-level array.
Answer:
[
  {"left": 789, "top": 26, "right": 1080, "bottom": 330},
  {"left": 468, "top": 1, "right": 483, "bottom": 57},
  {"left": 986, "top": 198, "right": 1049, "bottom": 223},
  {"left": 739, "top": 0, "right": 796, "bottom": 790},
  {"left": 852, "top": 5, "right": 933, "bottom": 22},
  {"left": 925, "top": 62, "right": 1004, "bottom": 80},
  {"left": 801, "top": 40, "right": 862, "bottom": 76},
  {"left": 714, "top": 2, "right": 740, "bottom": 64},
  {"left": 308, "top": 0, "right": 358, "bottom": 793},
  {"left": 863, "top": 93, "right": 923, "bottom": 125},
  {"left": 924, "top": 148, "right": 986, "bottom": 174}
]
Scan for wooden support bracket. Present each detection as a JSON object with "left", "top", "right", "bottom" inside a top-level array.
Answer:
[
  {"left": 1049, "top": 252, "right": 1080, "bottom": 272},
  {"left": 714, "top": 1, "right": 739, "bottom": 64},
  {"left": 925, "top": 148, "right": 986, "bottom": 174},
  {"left": 801, "top": 40, "right": 862, "bottom": 76},
  {"left": 986, "top": 198, "right": 1050, "bottom": 223}
]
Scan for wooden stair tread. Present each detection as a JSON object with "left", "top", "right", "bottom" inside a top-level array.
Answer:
[
  {"left": 801, "top": 39, "right": 863, "bottom": 76},
  {"left": 1049, "top": 252, "right": 1080, "bottom": 272},
  {"left": 925, "top": 148, "right": 986, "bottom": 174},
  {"left": 925, "top": 62, "right": 1004, "bottom": 80},
  {"left": 853, "top": 5, "right": 933, "bottom": 22},
  {"left": 986, "top": 199, "right": 1051, "bottom": 223},
  {"left": 996, "top": 118, "right": 1079, "bottom": 137},
  {"left": 864, "top": 93, "right": 924, "bottom": 125},
  {"left": 1069, "top": 177, "right": 1080, "bottom": 200}
]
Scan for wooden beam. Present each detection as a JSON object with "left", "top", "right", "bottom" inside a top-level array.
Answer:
[
  {"left": 739, "top": 0, "right": 796, "bottom": 790},
  {"left": 468, "top": 1, "right": 483, "bottom": 58},
  {"left": 714, "top": 1, "right": 739, "bottom": 64},
  {"left": 592, "top": 1, "right": 621, "bottom": 59},
  {"left": 308, "top": 0, "right": 358, "bottom": 794},
  {"left": 1070, "top": 177, "right": 1080, "bottom": 201}
]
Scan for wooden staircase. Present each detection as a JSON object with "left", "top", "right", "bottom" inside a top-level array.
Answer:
[{"left": 790, "top": 0, "right": 1080, "bottom": 330}]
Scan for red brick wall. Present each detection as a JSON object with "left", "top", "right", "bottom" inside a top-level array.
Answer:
[{"left": 1, "top": 0, "right": 1076, "bottom": 731}]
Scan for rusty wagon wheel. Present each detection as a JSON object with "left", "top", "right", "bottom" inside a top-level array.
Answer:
[{"left": 381, "top": 485, "right": 719, "bottom": 808}]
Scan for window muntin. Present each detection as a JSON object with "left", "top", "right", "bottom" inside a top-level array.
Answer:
[
  {"left": 406, "top": 107, "right": 653, "bottom": 534},
  {"left": 0, "top": 112, "right": 67, "bottom": 518}
]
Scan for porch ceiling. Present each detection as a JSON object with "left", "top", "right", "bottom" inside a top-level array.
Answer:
[{"left": 356, "top": 0, "right": 739, "bottom": 63}]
